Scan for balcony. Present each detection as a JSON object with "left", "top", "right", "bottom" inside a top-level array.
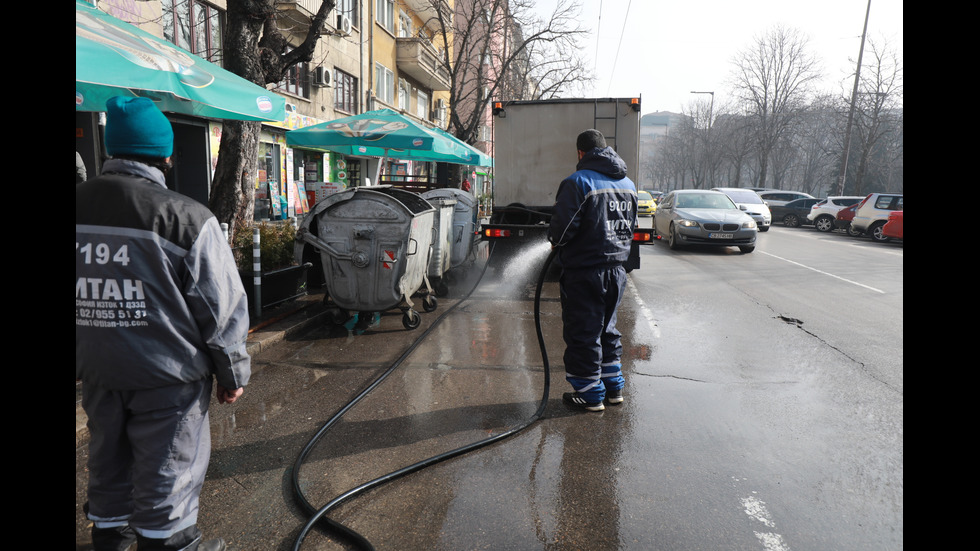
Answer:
[
  {"left": 403, "top": 0, "right": 453, "bottom": 32},
  {"left": 276, "top": 1, "right": 339, "bottom": 34},
  {"left": 396, "top": 37, "right": 451, "bottom": 91}
]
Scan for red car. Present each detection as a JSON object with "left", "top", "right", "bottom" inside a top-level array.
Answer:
[
  {"left": 834, "top": 203, "right": 862, "bottom": 236},
  {"left": 882, "top": 210, "right": 903, "bottom": 240}
]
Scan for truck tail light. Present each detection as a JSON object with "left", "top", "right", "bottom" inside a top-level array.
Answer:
[{"left": 484, "top": 228, "right": 512, "bottom": 238}]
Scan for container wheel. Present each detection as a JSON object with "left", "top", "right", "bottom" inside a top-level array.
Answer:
[
  {"left": 435, "top": 280, "right": 450, "bottom": 297},
  {"left": 326, "top": 307, "right": 348, "bottom": 326},
  {"left": 423, "top": 296, "right": 438, "bottom": 312},
  {"left": 402, "top": 309, "right": 422, "bottom": 330}
]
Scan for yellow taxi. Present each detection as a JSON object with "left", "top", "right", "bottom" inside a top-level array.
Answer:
[{"left": 637, "top": 190, "right": 657, "bottom": 216}]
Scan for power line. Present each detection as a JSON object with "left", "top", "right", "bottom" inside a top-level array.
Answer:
[
  {"left": 606, "top": 0, "right": 632, "bottom": 95},
  {"left": 594, "top": 0, "right": 603, "bottom": 76}
]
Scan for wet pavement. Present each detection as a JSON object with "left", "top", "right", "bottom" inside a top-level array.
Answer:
[
  {"left": 76, "top": 234, "right": 903, "bottom": 550},
  {"left": 77, "top": 241, "right": 605, "bottom": 551}
]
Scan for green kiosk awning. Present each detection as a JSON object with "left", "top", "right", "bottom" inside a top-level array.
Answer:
[{"left": 75, "top": 0, "right": 285, "bottom": 122}]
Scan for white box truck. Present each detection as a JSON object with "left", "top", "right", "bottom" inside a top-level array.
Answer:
[{"left": 481, "top": 97, "right": 649, "bottom": 270}]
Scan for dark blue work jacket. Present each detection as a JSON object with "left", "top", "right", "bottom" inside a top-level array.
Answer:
[{"left": 548, "top": 147, "right": 638, "bottom": 269}]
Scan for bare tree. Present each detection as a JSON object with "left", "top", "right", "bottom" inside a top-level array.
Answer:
[
  {"left": 210, "top": 0, "right": 336, "bottom": 244},
  {"left": 679, "top": 99, "right": 713, "bottom": 188},
  {"left": 713, "top": 110, "right": 756, "bottom": 188},
  {"left": 790, "top": 97, "right": 841, "bottom": 196},
  {"left": 427, "top": 0, "right": 592, "bottom": 146},
  {"left": 844, "top": 38, "right": 903, "bottom": 195},
  {"left": 731, "top": 25, "right": 822, "bottom": 189}
]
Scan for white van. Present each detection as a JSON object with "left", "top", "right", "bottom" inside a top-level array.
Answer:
[{"left": 711, "top": 188, "right": 772, "bottom": 232}]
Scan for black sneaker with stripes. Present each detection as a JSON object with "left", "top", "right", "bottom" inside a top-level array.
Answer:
[{"left": 563, "top": 392, "right": 605, "bottom": 412}]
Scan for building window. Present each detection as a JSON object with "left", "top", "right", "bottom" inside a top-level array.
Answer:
[
  {"left": 334, "top": 69, "right": 358, "bottom": 113},
  {"left": 337, "top": 0, "right": 358, "bottom": 21},
  {"left": 375, "top": 63, "right": 394, "bottom": 104},
  {"left": 376, "top": 0, "right": 394, "bottom": 33},
  {"left": 276, "top": 59, "right": 310, "bottom": 99},
  {"left": 398, "top": 9, "right": 412, "bottom": 38},
  {"left": 416, "top": 90, "right": 428, "bottom": 120},
  {"left": 161, "top": 0, "right": 223, "bottom": 66},
  {"left": 398, "top": 79, "right": 410, "bottom": 111}
]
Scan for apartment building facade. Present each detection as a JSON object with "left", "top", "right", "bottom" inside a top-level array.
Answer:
[{"left": 76, "top": 0, "right": 463, "bottom": 221}]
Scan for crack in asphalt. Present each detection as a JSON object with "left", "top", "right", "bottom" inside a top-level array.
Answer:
[{"left": 772, "top": 311, "right": 902, "bottom": 396}]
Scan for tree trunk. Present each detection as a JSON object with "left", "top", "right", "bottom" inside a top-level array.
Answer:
[
  {"left": 210, "top": 119, "right": 261, "bottom": 240},
  {"left": 208, "top": 0, "right": 269, "bottom": 243}
]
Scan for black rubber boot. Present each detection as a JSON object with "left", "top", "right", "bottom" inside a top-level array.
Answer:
[
  {"left": 91, "top": 525, "right": 136, "bottom": 551},
  {"left": 134, "top": 525, "right": 224, "bottom": 551},
  {"left": 197, "top": 539, "right": 227, "bottom": 551}
]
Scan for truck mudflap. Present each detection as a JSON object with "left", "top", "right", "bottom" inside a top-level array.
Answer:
[{"left": 625, "top": 229, "right": 653, "bottom": 272}]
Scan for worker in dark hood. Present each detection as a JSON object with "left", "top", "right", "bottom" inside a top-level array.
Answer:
[{"left": 548, "top": 129, "right": 637, "bottom": 412}]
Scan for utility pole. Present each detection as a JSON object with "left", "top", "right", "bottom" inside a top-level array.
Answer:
[{"left": 836, "top": 0, "right": 872, "bottom": 196}]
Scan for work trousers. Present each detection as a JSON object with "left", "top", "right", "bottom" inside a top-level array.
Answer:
[
  {"left": 559, "top": 264, "right": 627, "bottom": 402},
  {"left": 83, "top": 378, "right": 212, "bottom": 545}
]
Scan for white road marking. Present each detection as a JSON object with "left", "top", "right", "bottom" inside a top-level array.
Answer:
[
  {"left": 760, "top": 251, "right": 885, "bottom": 294},
  {"left": 741, "top": 495, "right": 792, "bottom": 551},
  {"left": 627, "top": 277, "right": 660, "bottom": 337}
]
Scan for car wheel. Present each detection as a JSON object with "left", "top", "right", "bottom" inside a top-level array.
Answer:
[
  {"left": 759, "top": 225, "right": 770, "bottom": 232},
  {"left": 739, "top": 245, "right": 755, "bottom": 253},
  {"left": 846, "top": 224, "right": 863, "bottom": 237},
  {"left": 783, "top": 214, "right": 800, "bottom": 227},
  {"left": 668, "top": 224, "right": 682, "bottom": 250},
  {"left": 869, "top": 221, "right": 890, "bottom": 243},
  {"left": 814, "top": 215, "right": 834, "bottom": 232}
]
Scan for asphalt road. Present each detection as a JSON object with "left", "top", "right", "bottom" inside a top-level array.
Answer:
[{"left": 76, "top": 224, "right": 903, "bottom": 551}]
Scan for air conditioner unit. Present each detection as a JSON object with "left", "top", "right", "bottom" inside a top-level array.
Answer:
[
  {"left": 313, "top": 66, "right": 332, "bottom": 88},
  {"left": 336, "top": 14, "right": 352, "bottom": 36}
]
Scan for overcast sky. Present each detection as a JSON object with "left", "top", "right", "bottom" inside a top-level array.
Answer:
[{"left": 534, "top": 0, "right": 903, "bottom": 115}]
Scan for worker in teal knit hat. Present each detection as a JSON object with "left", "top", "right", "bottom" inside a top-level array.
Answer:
[
  {"left": 77, "top": 96, "right": 248, "bottom": 551},
  {"left": 104, "top": 96, "right": 174, "bottom": 158}
]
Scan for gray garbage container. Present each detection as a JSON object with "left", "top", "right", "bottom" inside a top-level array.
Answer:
[
  {"left": 423, "top": 196, "right": 457, "bottom": 297},
  {"left": 422, "top": 188, "right": 479, "bottom": 270},
  {"left": 295, "top": 186, "right": 435, "bottom": 329}
]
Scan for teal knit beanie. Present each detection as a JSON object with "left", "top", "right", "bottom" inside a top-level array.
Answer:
[{"left": 105, "top": 96, "right": 174, "bottom": 158}]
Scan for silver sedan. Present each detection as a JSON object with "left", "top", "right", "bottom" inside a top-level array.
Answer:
[{"left": 653, "top": 190, "right": 759, "bottom": 253}]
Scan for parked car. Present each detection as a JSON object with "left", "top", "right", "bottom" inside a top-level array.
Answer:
[
  {"left": 770, "top": 197, "right": 823, "bottom": 227},
  {"left": 646, "top": 190, "right": 664, "bottom": 203},
  {"left": 882, "top": 210, "right": 903, "bottom": 241},
  {"left": 637, "top": 190, "right": 657, "bottom": 216},
  {"left": 808, "top": 196, "right": 865, "bottom": 232},
  {"left": 653, "top": 189, "right": 758, "bottom": 253},
  {"left": 757, "top": 190, "right": 815, "bottom": 207},
  {"left": 834, "top": 203, "right": 863, "bottom": 236},
  {"left": 851, "top": 193, "right": 904, "bottom": 242},
  {"left": 711, "top": 187, "right": 772, "bottom": 232}
]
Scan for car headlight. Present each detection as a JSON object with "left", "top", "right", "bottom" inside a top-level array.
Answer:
[
  {"left": 678, "top": 219, "right": 700, "bottom": 228},
  {"left": 742, "top": 219, "right": 757, "bottom": 229}
]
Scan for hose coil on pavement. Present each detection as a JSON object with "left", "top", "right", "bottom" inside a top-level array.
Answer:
[{"left": 290, "top": 245, "right": 558, "bottom": 551}]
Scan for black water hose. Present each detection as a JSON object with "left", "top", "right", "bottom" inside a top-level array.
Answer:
[{"left": 290, "top": 246, "right": 558, "bottom": 551}]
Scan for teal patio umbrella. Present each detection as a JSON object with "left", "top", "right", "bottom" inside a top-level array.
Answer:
[
  {"left": 286, "top": 109, "right": 479, "bottom": 164},
  {"left": 431, "top": 127, "right": 493, "bottom": 167},
  {"left": 75, "top": 0, "right": 285, "bottom": 122},
  {"left": 287, "top": 109, "right": 483, "bottom": 184}
]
